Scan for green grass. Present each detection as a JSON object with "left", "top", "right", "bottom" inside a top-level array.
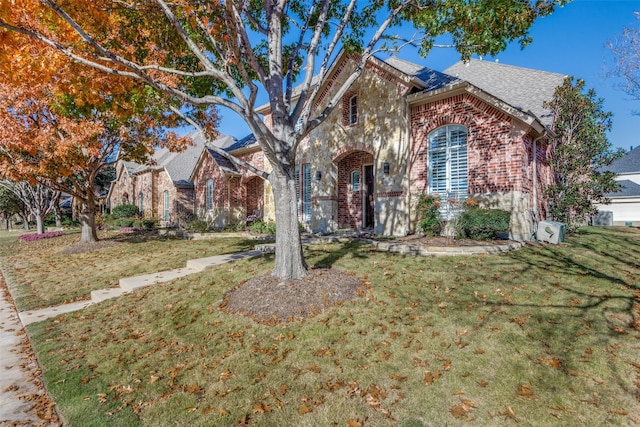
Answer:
[
  {"left": 3, "top": 227, "right": 640, "bottom": 426},
  {"left": 0, "top": 230, "right": 256, "bottom": 311}
]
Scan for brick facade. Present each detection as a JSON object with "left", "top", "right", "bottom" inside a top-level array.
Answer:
[
  {"left": 192, "top": 148, "right": 266, "bottom": 227},
  {"left": 336, "top": 151, "right": 374, "bottom": 228}
]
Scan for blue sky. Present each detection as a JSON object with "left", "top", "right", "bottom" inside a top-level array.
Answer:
[{"left": 215, "top": 0, "right": 640, "bottom": 151}]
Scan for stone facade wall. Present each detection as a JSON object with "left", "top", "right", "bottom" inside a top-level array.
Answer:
[
  {"left": 109, "top": 162, "right": 135, "bottom": 208},
  {"left": 293, "top": 58, "right": 412, "bottom": 235},
  {"left": 136, "top": 171, "right": 154, "bottom": 217}
]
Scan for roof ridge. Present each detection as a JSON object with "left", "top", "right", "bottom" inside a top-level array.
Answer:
[{"left": 450, "top": 58, "right": 567, "bottom": 78}]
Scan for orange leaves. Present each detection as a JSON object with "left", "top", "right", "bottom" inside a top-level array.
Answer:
[
  {"left": 539, "top": 355, "right": 563, "bottom": 369},
  {"left": 450, "top": 397, "right": 477, "bottom": 421}
]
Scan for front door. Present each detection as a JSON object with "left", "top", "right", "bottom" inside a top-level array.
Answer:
[{"left": 364, "top": 164, "right": 374, "bottom": 228}]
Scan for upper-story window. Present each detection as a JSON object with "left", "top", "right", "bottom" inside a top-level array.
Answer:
[
  {"left": 349, "top": 95, "right": 358, "bottom": 125},
  {"left": 205, "top": 179, "right": 214, "bottom": 211}
]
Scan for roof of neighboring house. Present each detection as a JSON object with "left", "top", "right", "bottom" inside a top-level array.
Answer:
[
  {"left": 605, "top": 179, "right": 640, "bottom": 198},
  {"left": 604, "top": 146, "right": 640, "bottom": 174},
  {"left": 442, "top": 59, "right": 567, "bottom": 128},
  {"left": 226, "top": 133, "right": 257, "bottom": 153}
]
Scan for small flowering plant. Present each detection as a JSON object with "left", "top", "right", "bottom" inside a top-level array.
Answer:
[
  {"left": 19, "top": 231, "right": 63, "bottom": 242},
  {"left": 416, "top": 193, "right": 442, "bottom": 236}
]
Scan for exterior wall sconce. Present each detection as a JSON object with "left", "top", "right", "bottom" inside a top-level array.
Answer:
[
  {"left": 383, "top": 162, "right": 390, "bottom": 175},
  {"left": 315, "top": 171, "right": 322, "bottom": 181}
]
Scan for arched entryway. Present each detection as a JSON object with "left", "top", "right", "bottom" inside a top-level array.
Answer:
[
  {"left": 334, "top": 150, "right": 374, "bottom": 230},
  {"left": 245, "top": 176, "right": 264, "bottom": 220}
]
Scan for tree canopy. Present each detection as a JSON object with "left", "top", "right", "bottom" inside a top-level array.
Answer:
[
  {"left": 544, "top": 77, "right": 624, "bottom": 231},
  {"left": 0, "top": 0, "right": 567, "bottom": 279}
]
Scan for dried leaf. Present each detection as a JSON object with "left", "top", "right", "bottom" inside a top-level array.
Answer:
[
  {"left": 346, "top": 418, "right": 363, "bottom": 427},
  {"left": 516, "top": 382, "right": 535, "bottom": 399},
  {"left": 299, "top": 404, "right": 313, "bottom": 414},
  {"left": 539, "top": 355, "right": 562, "bottom": 369}
]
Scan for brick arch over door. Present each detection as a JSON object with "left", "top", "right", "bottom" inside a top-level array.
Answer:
[
  {"left": 334, "top": 150, "right": 374, "bottom": 229},
  {"left": 244, "top": 176, "right": 264, "bottom": 218}
]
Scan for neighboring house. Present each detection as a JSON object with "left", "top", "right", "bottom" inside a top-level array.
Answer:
[
  {"left": 107, "top": 132, "right": 207, "bottom": 225},
  {"left": 596, "top": 146, "right": 640, "bottom": 226},
  {"left": 257, "top": 54, "right": 565, "bottom": 240},
  {"left": 190, "top": 134, "right": 267, "bottom": 228}
]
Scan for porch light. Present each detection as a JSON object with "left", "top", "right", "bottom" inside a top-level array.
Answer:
[{"left": 383, "top": 162, "right": 390, "bottom": 175}]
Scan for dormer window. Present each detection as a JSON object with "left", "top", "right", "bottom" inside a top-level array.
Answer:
[{"left": 349, "top": 95, "right": 358, "bottom": 125}]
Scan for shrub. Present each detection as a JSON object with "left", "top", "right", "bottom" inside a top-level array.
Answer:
[
  {"left": 249, "top": 220, "right": 276, "bottom": 235},
  {"left": 111, "top": 203, "right": 139, "bottom": 219},
  {"left": 185, "top": 219, "right": 209, "bottom": 233},
  {"left": 455, "top": 208, "right": 511, "bottom": 240},
  {"left": 142, "top": 218, "right": 158, "bottom": 230},
  {"left": 114, "top": 218, "right": 135, "bottom": 227},
  {"left": 19, "top": 231, "right": 63, "bottom": 242},
  {"left": 416, "top": 194, "right": 442, "bottom": 236}
]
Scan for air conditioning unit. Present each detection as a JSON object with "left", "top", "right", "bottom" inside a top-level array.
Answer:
[{"left": 537, "top": 221, "right": 566, "bottom": 244}]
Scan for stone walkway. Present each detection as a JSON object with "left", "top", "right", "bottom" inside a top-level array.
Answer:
[{"left": 0, "top": 236, "right": 523, "bottom": 425}]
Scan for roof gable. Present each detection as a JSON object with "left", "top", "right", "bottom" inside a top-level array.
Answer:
[
  {"left": 443, "top": 59, "right": 566, "bottom": 128},
  {"left": 606, "top": 179, "right": 640, "bottom": 198}
]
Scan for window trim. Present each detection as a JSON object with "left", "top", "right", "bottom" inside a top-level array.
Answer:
[
  {"left": 348, "top": 95, "right": 358, "bottom": 125},
  {"left": 427, "top": 125, "right": 469, "bottom": 217},
  {"left": 351, "top": 170, "right": 361, "bottom": 191},
  {"left": 163, "top": 190, "right": 170, "bottom": 222},
  {"left": 205, "top": 178, "right": 214, "bottom": 211}
]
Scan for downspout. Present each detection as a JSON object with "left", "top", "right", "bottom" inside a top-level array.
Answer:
[
  {"left": 404, "top": 93, "right": 412, "bottom": 236},
  {"left": 531, "top": 131, "right": 547, "bottom": 238}
]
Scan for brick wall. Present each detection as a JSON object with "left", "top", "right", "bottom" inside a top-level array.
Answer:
[
  {"left": 410, "top": 93, "right": 526, "bottom": 196},
  {"left": 193, "top": 152, "right": 229, "bottom": 218},
  {"left": 336, "top": 151, "right": 373, "bottom": 228}
]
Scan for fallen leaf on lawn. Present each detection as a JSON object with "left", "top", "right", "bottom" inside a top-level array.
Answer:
[
  {"left": 201, "top": 406, "right": 216, "bottom": 415},
  {"left": 346, "top": 418, "right": 363, "bottom": 427},
  {"left": 612, "top": 409, "right": 629, "bottom": 416},
  {"left": 389, "top": 373, "right": 407, "bottom": 382},
  {"left": 499, "top": 405, "right": 518, "bottom": 421},
  {"left": 252, "top": 401, "right": 272, "bottom": 414},
  {"left": 516, "top": 382, "right": 535, "bottom": 399},
  {"left": 299, "top": 404, "right": 313, "bottom": 414},
  {"left": 220, "top": 370, "right": 234, "bottom": 380},
  {"left": 148, "top": 375, "right": 160, "bottom": 384},
  {"left": 308, "top": 363, "right": 321, "bottom": 373},
  {"left": 539, "top": 356, "right": 562, "bottom": 369},
  {"left": 478, "top": 380, "right": 489, "bottom": 388},
  {"left": 450, "top": 398, "right": 476, "bottom": 420},
  {"left": 423, "top": 370, "right": 441, "bottom": 385},
  {"left": 218, "top": 408, "right": 229, "bottom": 416},
  {"left": 186, "top": 406, "right": 197, "bottom": 412},
  {"left": 473, "top": 348, "right": 485, "bottom": 355}
]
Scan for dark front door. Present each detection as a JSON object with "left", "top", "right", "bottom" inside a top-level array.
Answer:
[{"left": 364, "top": 164, "right": 374, "bottom": 228}]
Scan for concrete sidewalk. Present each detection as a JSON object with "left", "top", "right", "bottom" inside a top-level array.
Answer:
[{"left": 0, "top": 278, "right": 60, "bottom": 426}]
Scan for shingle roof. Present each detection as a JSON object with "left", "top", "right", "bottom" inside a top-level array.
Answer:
[
  {"left": 205, "top": 134, "right": 240, "bottom": 174},
  {"left": 163, "top": 132, "right": 208, "bottom": 187},
  {"left": 604, "top": 146, "right": 640, "bottom": 174},
  {"left": 226, "top": 133, "right": 257, "bottom": 153},
  {"left": 605, "top": 179, "right": 640, "bottom": 198},
  {"left": 384, "top": 56, "right": 461, "bottom": 91},
  {"left": 443, "top": 59, "right": 567, "bottom": 128}
]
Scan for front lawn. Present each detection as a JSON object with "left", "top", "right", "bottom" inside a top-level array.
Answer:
[
  {"left": 0, "top": 230, "right": 256, "bottom": 311},
  {"left": 7, "top": 227, "right": 640, "bottom": 426}
]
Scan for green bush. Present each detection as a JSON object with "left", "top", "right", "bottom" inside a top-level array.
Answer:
[
  {"left": 455, "top": 208, "right": 511, "bottom": 240},
  {"left": 141, "top": 218, "right": 158, "bottom": 230},
  {"left": 114, "top": 218, "right": 135, "bottom": 227},
  {"left": 416, "top": 194, "right": 442, "bottom": 236},
  {"left": 111, "top": 204, "right": 139, "bottom": 219},
  {"left": 185, "top": 219, "right": 209, "bottom": 233},
  {"left": 249, "top": 220, "right": 276, "bottom": 235}
]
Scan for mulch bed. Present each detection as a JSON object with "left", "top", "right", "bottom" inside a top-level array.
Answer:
[{"left": 220, "top": 268, "right": 368, "bottom": 325}]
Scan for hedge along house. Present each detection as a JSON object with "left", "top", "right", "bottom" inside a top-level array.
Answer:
[
  {"left": 107, "top": 132, "right": 206, "bottom": 225},
  {"left": 256, "top": 53, "right": 565, "bottom": 240},
  {"left": 191, "top": 134, "right": 267, "bottom": 228}
]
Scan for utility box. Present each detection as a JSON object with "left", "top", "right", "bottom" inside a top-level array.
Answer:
[
  {"left": 537, "top": 221, "right": 566, "bottom": 244},
  {"left": 592, "top": 211, "right": 613, "bottom": 226}
]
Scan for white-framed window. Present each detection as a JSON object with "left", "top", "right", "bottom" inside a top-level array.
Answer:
[
  {"left": 349, "top": 95, "right": 358, "bottom": 125},
  {"left": 428, "top": 125, "right": 468, "bottom": 217},
  {"left": 205, "top": 179, "right": 214, "bottom": 211},
  {"left": 163, "top": 190, "right": 170, "bottom": 222},
  {"left": 351, "top": 170, "right": 361, "bottom": 191},
  {"left": 295, "top": 163, "right": 312, "bottom": 222},
  {"left": 138, "top": 193, "right": 144, "bottom": 216}
]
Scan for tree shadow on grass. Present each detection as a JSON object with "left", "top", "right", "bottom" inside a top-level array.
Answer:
[{"left": 304, "top": 240, "right": 371, "bottom": 269}]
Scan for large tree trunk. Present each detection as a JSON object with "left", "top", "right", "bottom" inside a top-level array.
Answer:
[
  {"left": 79, "top": 194, "right": 98, "bottom": 243},
  {"left": 270, "top": 168, "right": 308, "bottom": 281},
  {"left": 54, "top": 199, "right": 63, "bottom": 228},
  {"left": 20, "top": 213, "right": 29, "bottom": 230},
  {"left": 35, "top": 212, "right": 45, "bottom": 234}
]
